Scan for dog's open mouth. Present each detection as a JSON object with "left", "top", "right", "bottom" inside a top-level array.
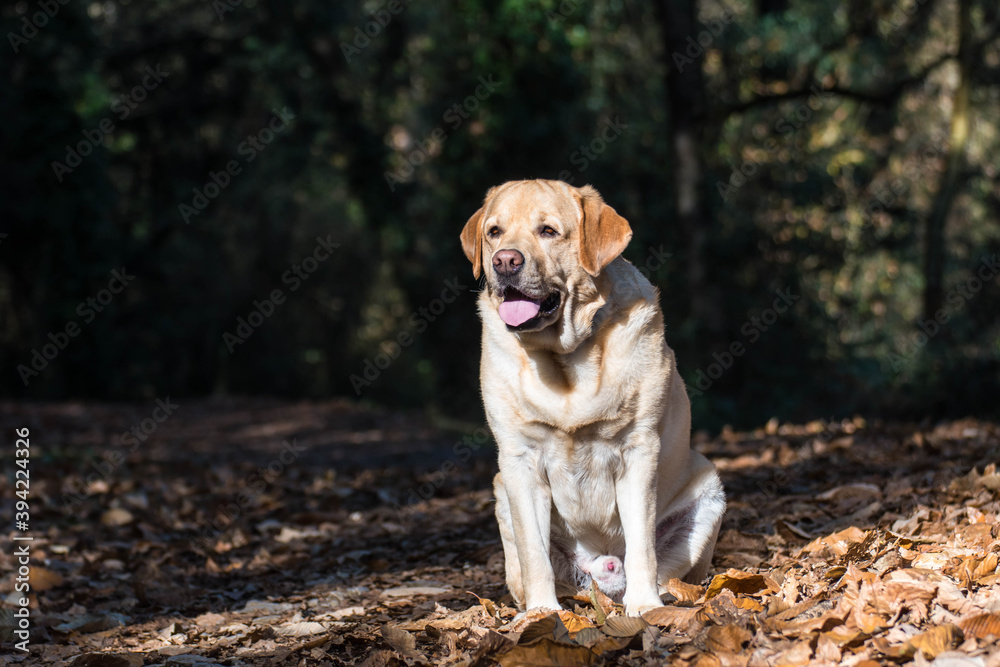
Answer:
[{"left": 498, "top": 288, "right": 561, "bottom": 329}]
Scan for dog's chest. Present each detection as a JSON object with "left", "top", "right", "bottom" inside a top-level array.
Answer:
[
  {"left": 542, "top": 432, "right": 628, "bottom": 547},
  {"left": 512, "top": 347, "right": 638, "bottom": 434}
]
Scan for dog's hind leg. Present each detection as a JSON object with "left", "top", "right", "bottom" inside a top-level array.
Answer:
[{"left": 654, "top": 455, "right": 726, "bottom": 588}]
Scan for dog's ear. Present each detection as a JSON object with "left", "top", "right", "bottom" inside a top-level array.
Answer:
[
  {"left": 578, "top": 185, "right": 633, "bottom": 277},
  {"left": 460, "top": 206, "right": 484, "bottom": 280},
  {"left": 461, "top": 186, "right": 502, "bottom": 280}
]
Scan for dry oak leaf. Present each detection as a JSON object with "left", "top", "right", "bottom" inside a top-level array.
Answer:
[
  {"left": 517, "top": 612, "right": 571, "bottom": 645},
  {"left": 276, "top": 621, "right": 326, "bottom": 636},
  {"left": 764, "top": 610, "right": 844, "bottom": 637},
  {"left": 29, "top": 566, "right": 65, "bottom": 592},
  {"left": 705, "top": 624, "right": 753, "bottom": 653},
  {"left": 380, "top": 586, "right": 449, "bottom": 598},
  {"left": 665, "top": 577, "right": 705, "bottom": 604},
  {"left": 704, "top": 569, "right": 778, "bottom": 600},
  {"left": 972, "top": 553, "right": 999, "bottom": 582},
  {"left": 814, "top": 633, "right": 842, "bottom": 663},
  {"left": 380, "top": 625, "right": 419, "bottom": 659},
  {"left": 641, "top": 604, "right": 703, "bottom": 631},
  {"left": 889, "top": 568, "right": 974, "bottom": 615},
  {"left": 474, "top": 629, "right": 516, "bottom": 656},
  {"left": 879, "top": 579, "right": 937, "bottom": 623},
  {"left": 570, "top": 626, "right": 633, "bottom": 655},
  {"left": 801, "top": 526, "right": 867, "bottom": 557},
  {"left": 959, "top": 613, "right": 1000, "bottom": 639},
  {"left": 820, "top": 626, "right": 867, "bottom": 648},
  {"left": 588, "top": 580, "right": 615, "bottom": 622},
  {"left": 497, "top": 638, "right": 597, "bottom": 666},
  {"left": 908, "top": 624, "right": 964, "bottom": 658},
  {"left": 468, "top": 591, "right": 499, "bottom": 619},
  {"left": 772, "top": 639, "right": 813, "bottom": 667},
  {"left": 69, "top": 655, "right": 144, "bottom": 667},
  {"left": 735, "top": 597, "right": 765, "bottom": 612},
  {"left": 871, "top": 636, "right": 916, "bottom": 660},
  {"left": 601, "top": 615, "right": 648, "bottom": 638},
  {"left": 555, "top": 610, "right": 594, "bottom": 634},
  {"left": 100, "top": 507, "right": 134, "bottom": 527},
  {"left": 699, "top": 588, "right": 743, "bottom": 627}
]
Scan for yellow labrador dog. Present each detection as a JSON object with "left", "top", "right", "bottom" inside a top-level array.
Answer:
[{"left": 460, "top": 180, "right": 726, "bottom": 617}]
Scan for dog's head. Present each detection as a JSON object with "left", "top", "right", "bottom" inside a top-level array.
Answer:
[{"left": 460, "top": 180, "right": 632, "bottom": 335}]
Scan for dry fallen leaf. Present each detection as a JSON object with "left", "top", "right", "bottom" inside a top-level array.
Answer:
[
  {"left": 704, "top": 569, "right": 776, "bottom": 599},
  {"left": 29, "top": 566, "right": 65, "bottom": 592},
  {"left": 642, "top": 605, "right": 703, "bottom": 631},
  {"left": 380, "top": 625, "right": 419, "bottom": 658},
  {"left": 705, "top": 623, "right": 752, "bottom": 653},
  {"left": 469, "top": 591, "right": 500, "bottom": 619},
  {"left": 497, "top": 638, "right": 597, "bottom": 666},
  {"left": 518, "top": 613, "right": 570, "bottom": 645},
  {"left": 958, "top": 613, "right": 1000, "bottom": 639},
  {"left": 734, "top": 597, "right": 765, "bottom": 612},
  {"left": 276, "top": 621, "right": 326, "bottom": 636},
  {"left": 65, "top": 654, "right": 144, "bottom": 667},
  {"left": 908, "top": 624, "right": 964, "bottom": 658},
  {"left": 665, "top": 577, "right": 705, "bottom": 604},
  {"left": 381, "top": 586, "right": 449, "bottom": 597},
  {"left": 100, "top": 507, "right": 134, "bottom": 527},
  {"left": 555, "top": 610, "right": 594, "bottom": 634},
  {"left": 601, "top": 615, "right": 648, "bottom": 638}
]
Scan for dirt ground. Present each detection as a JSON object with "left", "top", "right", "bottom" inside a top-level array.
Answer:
[{"left": 0, "top": 398, "right": 998, "bottom": 666}]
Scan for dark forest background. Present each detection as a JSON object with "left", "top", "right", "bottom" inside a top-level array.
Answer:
[{"left": 2, "top": 0, "right": 998, "bottom": 431}]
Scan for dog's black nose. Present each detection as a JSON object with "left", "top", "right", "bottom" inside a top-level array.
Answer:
[{"left": 492, "top": 249, "right": 524, "bottom": 276}]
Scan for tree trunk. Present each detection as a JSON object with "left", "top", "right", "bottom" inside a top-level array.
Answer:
[
  {"left": 654, "top": 0, "right": 724, "bottom": 334},
  {"left": 923, "top": 0, "right": 973, "bottom": 320}
]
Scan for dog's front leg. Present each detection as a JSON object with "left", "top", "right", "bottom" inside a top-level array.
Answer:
[
  {"left": 498, "top": 452, "right": 561, "bottom": 612},
  {"left": 617, "top": 433, "right": 663, "bottom": 616}
]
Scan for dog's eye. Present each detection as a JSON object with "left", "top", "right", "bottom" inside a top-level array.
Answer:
[
  {"left": 540, "top": 226, "right": 558, "bottom": 238},
  {"left": 487, "top": 226, "right": 501, "bottom": 238}
]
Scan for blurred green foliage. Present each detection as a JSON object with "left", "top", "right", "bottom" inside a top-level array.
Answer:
[{"left": 1, "top": 0, "right": 998, "bottom": 430}]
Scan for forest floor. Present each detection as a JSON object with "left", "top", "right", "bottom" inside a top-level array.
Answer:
[{"left": 0, "top": 398, "right": 999, "bottom": 666}]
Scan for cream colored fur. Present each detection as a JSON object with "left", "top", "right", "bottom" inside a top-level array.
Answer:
[{"left": 461, "top": 180, "right": 725, "bottom": 617}]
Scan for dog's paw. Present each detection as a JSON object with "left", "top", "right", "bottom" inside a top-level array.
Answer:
[
  {"left": 622, "top": 592, "right": 664, "bottom": 617},
  {"left": 625, "top": 602, "right": 663, "bottom": 617}
]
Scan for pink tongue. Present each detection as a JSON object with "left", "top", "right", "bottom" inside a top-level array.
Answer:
[{"left": 498, "top": 298, "right": 541, "bottom": 326}]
